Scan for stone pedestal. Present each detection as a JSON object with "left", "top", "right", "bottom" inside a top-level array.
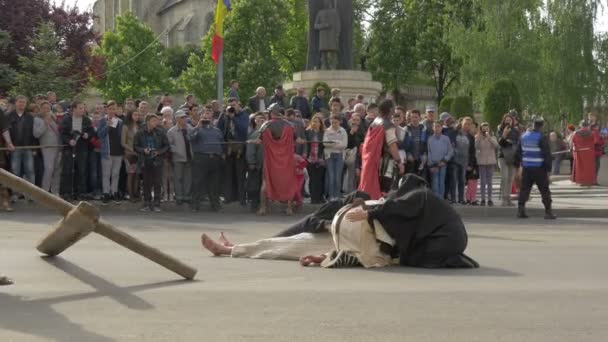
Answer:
[{"left": 283, "top": 70, "right": 383, "bottom": 103}]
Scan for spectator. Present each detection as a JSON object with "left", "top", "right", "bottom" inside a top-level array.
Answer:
[
  {"left": 217, "top": 98, "right": 249, "bottom": 205},
  {"left": 304, "top": 114, "right": 326, "bottom": 204},
  {"left": 549, "top": 131, "right": 566, "bottom": 175},
  {"left": 428, "top": 121, "right": 453, "bottom": 197},
  {"left": 246, "top": 112, "right": 266, "bottom": 212},
  {"left": 403, "top": 109, "right": 429, "bottom": 176},
  {"left": 452, "top": 117, "right": 474, "bottom": 204},
  {"left": 465, "top": 122, "right": 480, "bottom": 205},
  {"left": 475, "top": 122, "right": 498, "bottom": 206},
  {"left": 290, "top": 87, "right": 311, "bottom": 119},
  {"left": 285, "top": 108, "right": 306, "bottom": 155},
  {"left": 228, "top": 80, "right": 240, "bottom": 100},
  {"left": 395, "top": 106, "right": 408, "bottom": 128},
  {"left": 121, "top": 110, "right": 142, "bottom": 202},
  {"left": 211, "top": 100, "right": 222, "bottom": 120},
  {"left": 97, "top": 101, "right": 124, "bottom": 204},
  {"left": 33, "top": 101, "right": 62, "bottom": 195},
  {"left": 311, "top": 87, "right": 327, "bottom": 114},
  {"left": 331, "top": 88, "right": 341, "bottom": 100},
  {"left": 167, "top": 110, "right": 193, "bottom": 205},
  {"left": 7, "top": 96, "right": 36, "bottom": 187},
  {"left": 422, "top": 104, "right": 437, "bottom": 132},
  {"left": 497, "top": 113, "right": 520, "bottom": 206},
  {"left": 89, "top": 111, "right": 103, "bottom": 198},
  {"left": 60, "top": 101, "right": 94, "bottom": 200},
  {"left": 323, "top": 113, "right": 348, "bottom": 201},
  {"left": 180, "top": 94, "right": 196, "bottom": 110},
  {"left": 344, "top": 114, "right": 365, "bottom": 194},
  {"left": 160, "top": 106, "right": 175, "bottom": 202},
  {"left": 46, "top": 91, "right": 57, "bottom": 106},
  {"left": 156, "top": 94, "right": 174, "bottom": 113},
  {"left": 125, "top": 98, "right": 136, "bottom": 113},
  {"left": 138, "top": 101, "right": 151, "bottom": 117},
  {"left": 134, "top": 114, "right": 169, "bottom": 212},
  {"left": 588, "top": 113, "right": 605, "bottom": 184},
  {"left": 364, "top": 103, "right": 378, "bottom": 128},
  {"left": 189, "top": 106, "right": 225, "bottom": 212},
  {"left": 324, "top": 98, "right": 349, "bottom": 129},
  {"left": 269, "top": 85, "right": 288, "bottom": 109},
  {"left": 248, "top": 87, "right": 269, "bottom": 113},
  {"left": 0, "top": 105, "right": 14, "bottom": 211}
]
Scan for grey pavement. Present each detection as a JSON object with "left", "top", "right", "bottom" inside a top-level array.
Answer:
[{"left": 1, "top": 210, "right": 607, "bottom": 341}]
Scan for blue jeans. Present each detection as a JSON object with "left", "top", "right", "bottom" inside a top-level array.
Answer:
[
  {"left": 451, "top": 163, "right": 466, "bottom": 202},
  {"left": 326, "top": 153, "right": 344, "bottom": 200},
  {"left": 431, "top": 166, "right": 447, "bottom": 198},
  {"left": 11, "top": 150, "right": 35, "bottom": 184},
  {"left": 552, "top": 156, "right": 562, "bottom": 175}
]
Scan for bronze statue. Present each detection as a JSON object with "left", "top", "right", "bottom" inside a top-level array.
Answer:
[
  {"left": 314, "top": 0, "right": 341, "bottom": 69},
  {"left": 307, "top": 0, "right": 353, "bottom": 70}
]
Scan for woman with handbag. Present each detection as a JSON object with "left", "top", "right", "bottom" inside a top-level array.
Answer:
[
  {"left": 304, "top": 114, "right": 326, "bottom": 204},
  {"left": 121, "top": 110, "right": 142, "bottom": 202},
  {"left": 497, "top": 114, "right": 520, "bottom": 207}
]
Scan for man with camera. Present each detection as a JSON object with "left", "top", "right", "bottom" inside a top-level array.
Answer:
[
  {"left": 189, "top": 106, "right": 225, "bottom": 212},
  {"left": 217, "top": 98, "right": 249, "bottom": 205},
  {"left": 133, "top": 114, "right": 169, "bottom": 212},
  {"left": 60, "top": 101, "right": 94, "bottom": 201}
]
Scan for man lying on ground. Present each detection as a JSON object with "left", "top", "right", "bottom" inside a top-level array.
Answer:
[{"left": 202, "top": 174, "right": 479, "bottom": 269}]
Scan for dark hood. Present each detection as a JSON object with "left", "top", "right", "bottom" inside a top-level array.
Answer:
[
  {"left": 314, "top": 191, "right": 371, "bottom": 220},
  {"left": 385, "top": 174, "right": 429, "bottom": 201}
]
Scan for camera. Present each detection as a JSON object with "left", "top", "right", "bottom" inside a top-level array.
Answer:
[{"left": 227, "top": 106, "right": 236, "bottom": 114}]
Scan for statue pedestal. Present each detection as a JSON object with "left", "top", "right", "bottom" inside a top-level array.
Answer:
[{"left": 283, "top": 70, "right": 382, "bottom": 103}]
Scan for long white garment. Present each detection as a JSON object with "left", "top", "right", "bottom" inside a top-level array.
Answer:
[{"left": 231, "top": 233, "right": 334, "bottom": 260}]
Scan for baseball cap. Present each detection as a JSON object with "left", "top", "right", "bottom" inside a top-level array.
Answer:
[
  {"left": 439, "top": 112, "right": 452, "bottom": 121},
  {"left": 426, "top": 105, "right": 436, "bottom": 112},
  {"left": 175, "top": 110, "right": 188, "bottom": 118}
]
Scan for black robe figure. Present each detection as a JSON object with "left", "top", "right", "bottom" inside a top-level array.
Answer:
[
  {"left": 366, "top": 175, "right": 479, "bottom": 269},
  {"left": 274, "top": 191, "right": 371, "bottom": 237}
]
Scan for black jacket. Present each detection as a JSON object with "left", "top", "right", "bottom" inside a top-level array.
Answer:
[
  {"left": 248, "top": 96, "right": 270, "bottom": 113},
  {"left": 7, "top": 111, "right": 35, "bottom": 146},
  {"left": 59, "top": 114, "right": 94, "bottom": 151},
  {"left": 133, "top": 126, "right": 169, "bottom": 167}
]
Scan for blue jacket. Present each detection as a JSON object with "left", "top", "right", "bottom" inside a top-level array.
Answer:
[
  {"left": 217, "top": 111, "right": 249, "bottom": 142},
  {"left": 97, "top": 117, "right": 124, "bottom": 159}
]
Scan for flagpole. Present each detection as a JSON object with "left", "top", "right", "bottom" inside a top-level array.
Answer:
[{"left": 218, "top": 51, "right": 224, "bottom": 107}]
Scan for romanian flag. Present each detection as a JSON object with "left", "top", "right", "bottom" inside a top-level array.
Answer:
[{"left": 211, "top": 0, "right": 231, "bottom": 64}]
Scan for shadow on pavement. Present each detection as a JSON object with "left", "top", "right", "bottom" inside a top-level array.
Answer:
[
  {"left": 0, "top": 292, "right": 115, "bottom": 342},
  {"left": 367, "top": 265, "right": 521, "bottom": 278},
  {"left": 469, "top": 234, "right": 544, "bottom": 243},
  {"left": 39, "top": 257, "right": 192, "bottom": 310}
]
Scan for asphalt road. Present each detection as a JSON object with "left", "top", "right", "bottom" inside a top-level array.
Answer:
[{"left": 1, "top": 211, "right": 607, "bottom": 342}]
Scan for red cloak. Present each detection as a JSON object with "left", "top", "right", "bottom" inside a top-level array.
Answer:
[
  {"left": 262, "top": 126, "right": 297, "bottom": 202},
  {"left": 358, "top": 126, "right": 385, "bottom": 200},
  {"left": 571, "top": 129, "right": 596, "bottom": 186}
]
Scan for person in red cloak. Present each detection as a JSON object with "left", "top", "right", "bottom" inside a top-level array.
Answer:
[
  {"left": 256, "top": 103, "right": 302, "bottom": 216},
  {"left": 571, "top": 120, "right": 596, "bottom": 186},
  {"left": 358, "top": 99, "right": 405, "bottom": 199}
]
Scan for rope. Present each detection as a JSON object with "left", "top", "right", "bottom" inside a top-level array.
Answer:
[{"left": 0, "top": 145, "right": 67, "bottom": 151}]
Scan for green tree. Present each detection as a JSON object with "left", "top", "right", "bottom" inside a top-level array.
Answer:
[
  {"left": 12, "top": 22, "right": 75, "bottom": 99},
  {"left": 0, "top": 30, "right": 16, "bottom": 94},
  {"left": 164, "top": 44, "right": 203, "bottom": 79},
  {"left": 483, "top": 79, "right": 522, "bottom": 129},
  {"left": 438, "top": 96, "right": 454, "bottom": 115},
  {"left": 181, "top": 0, "right": 303, "bottom": 103},
  {"left": 309, "top": 81, "right": 331, "bottom": 103},
  {"left": 451, "top": 96, "right": 473, "bottom": 118},
  {"left": 92, "top": 13, "right": 171, "bottom": 103},
  {"left": 596, "top": 32, "right": 608, "bottom": 114},
  {"left": 366, "top": 0, "right": 417, "bottom": 93}
]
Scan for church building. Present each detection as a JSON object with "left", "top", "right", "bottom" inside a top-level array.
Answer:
[{"left": 93, "top": 0, "right": 215, "bottom": 47}]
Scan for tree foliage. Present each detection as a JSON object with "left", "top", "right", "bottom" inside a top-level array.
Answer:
[
  {"left": 0, "top": 0, "right": 96, "bottom": 94},
  {"left": 92, "top": 13, "right": 171, "bottom": 103},
  {"left": 0, "top": 30, "right": 16, "bottom": 94},
  {"left": 438, "top": 96, "right": 454, "bottom": 115},
  {"left": 308, "top": 81, "right": 331, "bottom": 103},
  {"left": 180, "top": 0, "right": 307, "bottom": 103},
  {"left": 483, "top": 79, "right": 522, "bottom": 130},
  {"left": 12, "top": 22, "right": 76, "bottom": 99},
  {"left": 451, "top": 96, "right": 473, "bottom": 118},
  {"left": 164, "top": 44, "right": 203, "bottom": 79}
]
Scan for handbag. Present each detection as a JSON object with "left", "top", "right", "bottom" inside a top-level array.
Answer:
[
  {"left": 344, "top": 147, "right": 357, "bottom": 167},
  {"left": 501, "top": 146, "right": 516, "bottom": 165}
]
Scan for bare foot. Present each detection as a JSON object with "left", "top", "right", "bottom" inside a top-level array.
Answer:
[
  {"left": 201, "top": 234, "right": 232, "bottom": 256},
  {"left": 299, "top": 255, "right": 326, "bottom": 267},
  {"left": 219, "top": 232, "right": 234, "bottom": 247}
]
